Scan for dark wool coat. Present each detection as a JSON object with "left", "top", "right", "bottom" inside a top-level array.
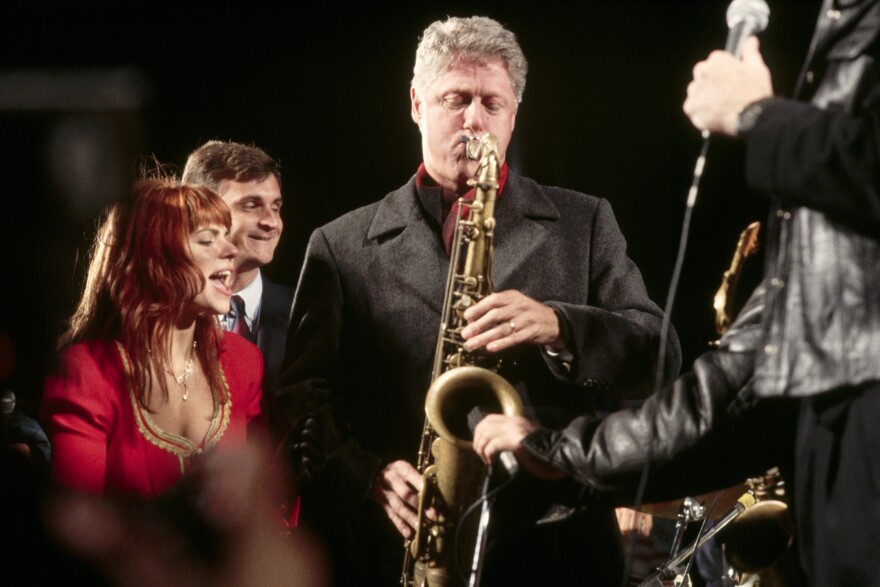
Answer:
[{"left": 276, "top": 170, "right": 679, "bottom": 585}]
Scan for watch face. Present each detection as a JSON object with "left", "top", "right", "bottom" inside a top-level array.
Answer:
[{"left": 737, "top": 101, "right": 765, "bottom": 136}]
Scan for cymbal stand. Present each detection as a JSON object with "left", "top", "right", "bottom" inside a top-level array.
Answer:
[{"left": 669, "top": 497, "right": 705, "bottom": 558}]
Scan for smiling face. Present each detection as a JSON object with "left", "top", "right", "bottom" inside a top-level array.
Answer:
[
  {"left": 188, "top": 225, "right": 237, "bottom": 315},
  {"left": 411, "top": 58, "right": 518, "bottom": 193},
  {"left": 217, "top": 175, "right": 283, "bottom": 291}
]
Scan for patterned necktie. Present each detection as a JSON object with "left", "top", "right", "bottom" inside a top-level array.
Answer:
[{"left": 229, "top": 295, "right": 253, "bottom": 342}]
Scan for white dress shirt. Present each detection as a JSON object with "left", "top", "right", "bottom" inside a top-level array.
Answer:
[{"left": 222, "top": 270, "right": 263, "bottom": 335}]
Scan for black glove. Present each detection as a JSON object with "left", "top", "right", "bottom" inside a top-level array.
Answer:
[{"left": 291, "top": 415, "right": 324, "bottom": 487}]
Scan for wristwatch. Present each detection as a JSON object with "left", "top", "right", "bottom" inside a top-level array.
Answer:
[{"left": 736, "top": 99, "right": 768, "bottom": 137}]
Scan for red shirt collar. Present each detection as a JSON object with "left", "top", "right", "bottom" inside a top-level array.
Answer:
[{"left": 415, "top": 162, "right": 509, "bottom": 205}]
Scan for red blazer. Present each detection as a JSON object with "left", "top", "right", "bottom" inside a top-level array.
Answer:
[{"left": 42, "top": 333, "right": 263, "bottom": 496}]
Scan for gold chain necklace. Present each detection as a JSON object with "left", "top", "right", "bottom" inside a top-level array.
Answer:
[{"left": 163, "top": 340, "right": 197, "bottom": 401}]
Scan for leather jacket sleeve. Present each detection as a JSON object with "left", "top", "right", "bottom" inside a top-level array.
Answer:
[
  {"left": 520, "top": 284, "right": 797, "bottom": 503},
  {"left": 743, "top": 2, "right": 880, "bottom": 236},
  {"left": 745, "top": 96, "right": 880, "bottom": 233}
]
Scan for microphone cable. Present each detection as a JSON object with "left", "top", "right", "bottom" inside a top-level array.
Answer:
[
  {"left": 620, "top": 2, "right": 769, "bottom": 582},
  {"left": 620, "top": 135, "right": 709, "bottom": 587},
  {"left": 454, "top": 465, "right": 515, "bottom": 586}
]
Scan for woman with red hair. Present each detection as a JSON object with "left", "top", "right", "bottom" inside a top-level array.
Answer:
[{"left": 41, "top": 178, "right": 264, "bottom": 496}]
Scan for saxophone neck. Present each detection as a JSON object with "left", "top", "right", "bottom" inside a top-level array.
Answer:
[{"left": 463, "top": 134, "right": 501, "bottom": 223}]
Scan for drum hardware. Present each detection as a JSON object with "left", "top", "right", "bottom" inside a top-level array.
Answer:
[
  {"left": 639, "top": 493, "right": 756, "bottom": 586},
  {"left": 638, "top": 469, "right": 793, "bottom": 587},
  {"left": 639, "top": 486, "right": 749, "bottom": 521},
  {"left": 719, "top": 469, "right": 793, "bottom": 578},
  {"left": 669, "top": 496, "right": 705, "bottom": 559}
]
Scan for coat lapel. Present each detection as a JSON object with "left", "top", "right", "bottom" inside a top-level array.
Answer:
[
  {"left": 366, "top": 178, "right": 447, "bottom": 314},
  {"left": 363, "top": 172, "right": 560, "bottom": 308},
  {"left": 492, "top": 171, "right": 561, "bottom": 291},
  {"left": 256, "top": 276, "right": 294, "bottom": 392},
  {"left": 257, "top": 278, "right": 292, "bottom": 352}
]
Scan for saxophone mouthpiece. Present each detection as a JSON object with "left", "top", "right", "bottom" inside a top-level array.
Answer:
[{"left": 463, "top": 135, "right": 480, "bottom": 160}]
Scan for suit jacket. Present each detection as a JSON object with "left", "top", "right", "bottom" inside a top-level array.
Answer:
[
  {"left": 276, "top": 170, "right": 680, "bottom": 584},
  {"left": 257, "top": 274, "right": 294, "bottom": 400}
]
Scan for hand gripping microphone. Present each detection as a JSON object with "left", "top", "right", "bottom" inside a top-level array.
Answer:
[
  {"left": 686, "top": 0, "right": 771, "bottom": 202},
  {"left": 467, "top": 407, "right": 519, "bottom": 478}
]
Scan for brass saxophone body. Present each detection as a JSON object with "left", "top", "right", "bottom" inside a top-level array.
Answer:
[
  {"left": 713, "top": 221, "right": 761, "bottom": 338},
  {"left": 401, "top": 134, "right": 523, "bottom": 587}
]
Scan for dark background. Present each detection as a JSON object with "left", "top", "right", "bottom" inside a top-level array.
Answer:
[{"left": 0, "top": 1, "right": 821, "bottom": 415}]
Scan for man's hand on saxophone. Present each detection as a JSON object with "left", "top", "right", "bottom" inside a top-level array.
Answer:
[
  {"left": 460, "top": 290, "right": 566, "bottom": 353},
  {"left": 371, "top": 460, "right": 423, "bottom": 539}
]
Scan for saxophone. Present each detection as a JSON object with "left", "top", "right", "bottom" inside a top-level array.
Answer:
[
  {"left": 401, "top": 134, "right": 524, "bottom": 587},
  {"left": 712, "top": 221, "right": 760, "bottom": 339}
]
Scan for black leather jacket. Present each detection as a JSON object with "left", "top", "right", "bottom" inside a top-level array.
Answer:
[
  {"left": 522, "top": 0, "right": 880, "bottom": 493},
  {"left": 748, "top": 0, "right": 880, "bottom": 397},
  {"left": 522, "top": 286, "right": 795, "bottom": 501}
]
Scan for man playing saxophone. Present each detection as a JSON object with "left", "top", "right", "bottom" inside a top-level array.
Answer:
[{"left": 276, "top": 16, "right": 680, "bottom": 586}]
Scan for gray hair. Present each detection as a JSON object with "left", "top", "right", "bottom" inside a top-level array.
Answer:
[{"left": 412, "top": 16, "right": 528, "bottom": 103}]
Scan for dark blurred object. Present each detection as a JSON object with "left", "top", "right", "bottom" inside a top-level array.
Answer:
[
  {"left": 46, "top": 444, "right": 328, "bottom": 587},
  {"left": 0, "top": 389, "right": 14, "bottom": 442},
  {"left": 2, "top": 387, "right": 98, "bottom": 585},
  {"left": 2, "top": 389, "right": 51, "bottom": 476},
  {"left": 0, "top": 68, "right": 148, "bottom": 425}
]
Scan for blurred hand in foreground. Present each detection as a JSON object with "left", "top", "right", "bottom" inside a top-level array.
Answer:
[{"left": 46, "top": 443, "right": 329, "bottom": 587}]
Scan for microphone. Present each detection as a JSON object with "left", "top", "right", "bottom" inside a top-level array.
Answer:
[
  {"left": 685, "top": 0, "right": 771, "bottom": 199},
  {"left": 467, "top": 407, "right": 519, "bottom": 478},
  {"left": 725, "top": 0, "right": 770, "bottom": 58}
]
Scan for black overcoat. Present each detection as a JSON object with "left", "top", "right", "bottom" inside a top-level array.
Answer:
[{"left": 276, "top": 170, "right": 680, "bottom": 585}]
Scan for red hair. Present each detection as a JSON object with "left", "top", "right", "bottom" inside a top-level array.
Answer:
[{"left": 62, "top": 178, "right": 233, "bottom": 405}]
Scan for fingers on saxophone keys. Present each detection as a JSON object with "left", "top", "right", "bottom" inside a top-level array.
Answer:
[
  {"left": 463, "top": 308, "right": 514, "bottom": 347},
  {"left": 375, "top": 480, "right": 419, "bottom": 538},
  {"left": 462, "top": 292, "right": 502, "bottom": 323},
  {"left": 385, "top": 500, "right": 417, "bottom": 539},
  {"left": 485, "top": 323, "right": 525, "bottom": 353},
  {"left": 392, "top": 497, "right": 419, "bottom": 537},
  {"left": 384, "top": 465, "right": 420, "bottom": 504}
]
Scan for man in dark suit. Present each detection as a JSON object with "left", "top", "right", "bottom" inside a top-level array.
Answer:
[
  {"left": 277, "top": 16, "right": 680, "bottom": 586},
  {"left": 182, "top": 141, "right": 293, "bottom": 398}
]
